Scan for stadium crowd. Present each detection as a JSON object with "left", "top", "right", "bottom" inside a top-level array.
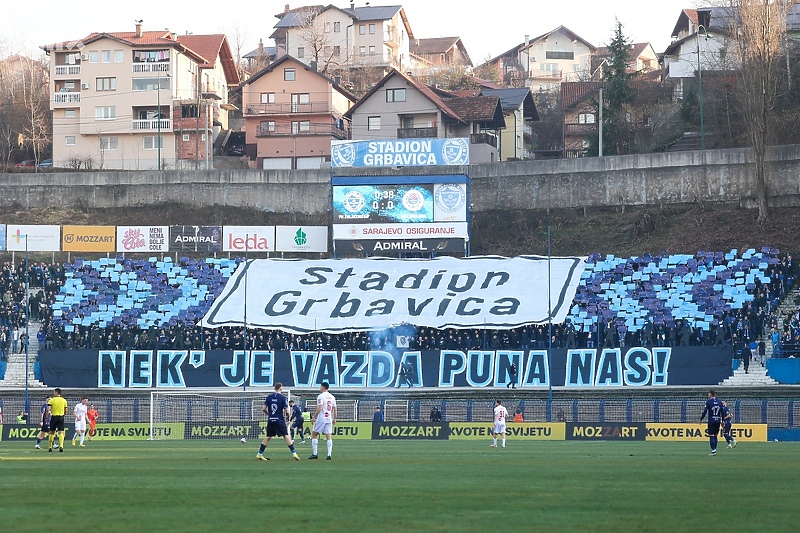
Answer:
[{"left": 0, "top": 251, "right": 795, "bottom": 358}]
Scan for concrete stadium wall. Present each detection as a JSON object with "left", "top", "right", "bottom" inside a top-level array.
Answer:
[{"left": 3, "top": 145, "right": 800, "bottom": 214}]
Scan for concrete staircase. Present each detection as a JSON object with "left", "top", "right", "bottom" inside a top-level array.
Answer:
[
  {"left": 0, "top": 322, "right": 46, "bottom": 388},
  {"left": 719, "top": 358, "right": 779, "bottom": 386}
]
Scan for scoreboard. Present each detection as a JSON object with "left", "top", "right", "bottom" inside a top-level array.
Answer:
[{"left": 331, "top": 175, "right": 470, "bottom": 255}]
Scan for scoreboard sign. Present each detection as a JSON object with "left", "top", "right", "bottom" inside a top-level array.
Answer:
[{"left": 331, "top": 175, "right": 469, "bottom": 252}]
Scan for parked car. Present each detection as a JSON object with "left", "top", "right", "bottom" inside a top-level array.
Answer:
[
  {"left": 37, "top": 159, "right": 53, "bottom": 167},
  {"left": 226, "top": 145, "right": 244, "bottom": 156},
  {"left": 15, "top": 160, "right": 36, "bottom": 167}
]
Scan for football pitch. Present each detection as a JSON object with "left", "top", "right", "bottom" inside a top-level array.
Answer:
[{"left": 0, "top": 439, "right": 796, "bottom": 532}]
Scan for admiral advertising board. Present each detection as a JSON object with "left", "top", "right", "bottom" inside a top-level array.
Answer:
[{"left": 170, "top": 226, "right": 222, "bottom": 253}]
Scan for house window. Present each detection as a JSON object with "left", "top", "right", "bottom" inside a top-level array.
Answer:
[
  {"left": 334, "top": 22, "right": 341, "bottom": 32},
  {"left": 143, "top": 136, "right": 164, "bottom": 150},
  {"left": 89, "top": 51, "right": 98, "bottom": 63},
  {"left": 369, "top": 46, "right": 376, "bottom": 56},
  {"left": 333, "top": 46, "right": 341, "bottom": 57},
  {"left": 65, "top": 136, "right": 76, "bottom": 146},
  {"left": 96, "top": 77, "right": 116, "bottom": 91},
  {"left": 95, "top": 106, "right": 116, "bottom": 120},
  {"left": 114, "top": 50, "right": 124, "bottom": 63},
  {"left": 261, "top": 92, "right": 275, "bottom": 104},
  {"left": 578, "top": 113, "right": 595, "bottom": 124},
  {"left": 359, "top": 25, "right": 366, "bottom": 35},
  {"left": 291, "top": 93, "right": 310, "bottom": 112},
  {"left": 64, "top": 81, "right": 75, "bottom": 89},
  {"left": 182, "top": 134, "right": 190, "bottom": 142},
  {"left": 260, "top": 120, "right": 275, "bottom": 132},
  {"left": 297, "top": 47, "right": 305, "bottom": 58},
  {"left": 369, "top": 24, "right": 376, "bottom": 34},
  {"left": 359, "top": 46, "right": 366, "bottom": 56},
  {"left": 386, "top": 88, "right": 406, "bottom": 102},
  {"left": 367, "top": 116, "right": 380, "bottom": 130},
  {"left": 101, "top": 50, "right": 111, "bottom": 63},
  {"left": 181, "top": 105, "right": 198, "bottom": 118},
  {"left": 65, "top": 109, "right": 76, "bottom": 118},
  {"left": 284, "top": 68, "right": 296, "bottom": 81},
  {"left": 99, "top": 136, "right": 118, "bottom": 150},
  {"left": 292, "top": 120, "right": 311, "bottom": 134}
]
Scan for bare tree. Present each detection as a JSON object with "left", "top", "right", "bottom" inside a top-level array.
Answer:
[
  {"left": 728, "top": 0, "right": 789, "bottom": 223},
  {"left": 295, "top": 8, "right": 339, "bottom": 74}
]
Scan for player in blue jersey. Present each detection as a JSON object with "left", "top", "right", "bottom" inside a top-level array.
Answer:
[
  {"left": 699, "top": 389, "right": 724, "bottom": 455},
  {"left": 35, "top": 395, "right": 52, "bottom": 449},
  {"left": 256, "top": 383, "right": 299, "bottom": 462},
  {"left": 721, "top": 400, "right": 737, "bottom": 449},
  {"left": 288, "top": 400, "right": 305, "bottom": 444}
]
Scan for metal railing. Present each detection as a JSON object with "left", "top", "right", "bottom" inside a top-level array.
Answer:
[
  {"left": 397, "top": 127, "right": 437, "bottom": 138},
  {"left": 132, "top": 62, "right": 170, "bottom": 73},
  {"left": 131, "top": 119, "right": 173, "bottom": 131},
  {"left": 256, "top": 123, "right": 348, "bottom": 139},
  {"left": 245, "top": 102, "right": 334, "bottom": 115},
  {"left": 470, "top": 133, "right": 497, "bottom": 147},
  {"left": 54, "top": 65, "right": 81, "bottom": 76},
  {"left": 54, "top": 92, "right": 81, "bottom": 104}
]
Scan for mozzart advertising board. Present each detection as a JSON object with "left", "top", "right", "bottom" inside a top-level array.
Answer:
[
  {"left": 331, "top": 138, "right": 470, "bottom": 168},
  {"left": 38, "top": 346, "right": 733, "bottom": 389},
  {"left": 199, "top": 256, "right": 584, "bottom": 332},
  {"left": 62, "top": 225, "right": 116, "bottom": 252}
]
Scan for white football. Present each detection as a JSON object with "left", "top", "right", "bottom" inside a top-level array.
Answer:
[{"left": 240, "top": 437, "right": 247, "bottom": 443}]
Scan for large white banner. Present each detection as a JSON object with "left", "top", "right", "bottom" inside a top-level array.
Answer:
[
  {"left": 116, "top": 226, "right": 169, "bottom": 252},
  {"left": 200, "top": 256, "right": 586, "bottom": 333},
  {"left": 6, "top": 225, "right": 61, "bottom": 251},
  {"left": 332, "top": 222, "right": 469, "bottom": 241}
]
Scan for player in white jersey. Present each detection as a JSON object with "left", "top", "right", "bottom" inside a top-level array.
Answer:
[
  {"left": 309, "top": 382, "right": 337, "bottom": 460},
  {"left": 491, "top": 399, "right": 508, "bottom": 448},
  {"left": 72, "top": 396, "right": 89, "bottom": 447}
]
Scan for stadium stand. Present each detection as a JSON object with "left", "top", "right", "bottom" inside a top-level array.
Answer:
[{"left": 17, "top": 248, "right": 799, "bottom": 355}]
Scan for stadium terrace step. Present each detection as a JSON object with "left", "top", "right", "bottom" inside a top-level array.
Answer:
[
  {"left": 718, "top": 361, "right": 779, "bottom": 386},
  {"left": 0, "top": 322, "right": 46, "bottom": 388}
]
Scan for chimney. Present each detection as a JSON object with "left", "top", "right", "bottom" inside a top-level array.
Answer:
[
  {"left": 350, "top": 2, "right": 355, "bottom": 9},
  {"left": 524, "top": 34, "right": 529, "bottom": 46},
  {"left": 310, "top": 60, "right": 318, "bottom": 72},
  {"left": 285, "top": 4, "right": 290, "bottom": 12},
  {"left": 334, "top": 75, "right": 341, "bottom": 85},
  {"left": 258, "top": 38, "right": 264, "bottom": 56},
  {"left": 135, "top": 21, "right": 143, "bottom": 38}
]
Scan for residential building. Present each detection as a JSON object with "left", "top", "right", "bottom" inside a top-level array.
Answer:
[
  {"left": 242, "top": 39, "right": 286, "bottom": 74},
  {"left": 591, "top": 43, "right": 659, "bottom": 76},
  {"left": 561, "top": 81, "right": 604, "bottom": 158},
  {"left": 345, "top": 69, "right": 505, "bottom": 163},
  {"left": 270, "top": 3, "right": 413, "bottom": 74},
  {"left": 478, "top": 88, "right": 538, "bottom": 161},
  {"left": 409, "top": 37, "right": 472, "bottom": 69},
  {"left": 241, "top": 55, "right": 356, "bottom": 169},
  {"left": 41, "top": 22, "right": 239, "bottom": 170},
  {"left": 484, "top": 26, "right": 595, "bottom": 91}
]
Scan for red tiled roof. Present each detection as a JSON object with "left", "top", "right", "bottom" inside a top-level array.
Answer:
[{"left": 179, "top": 34, "right": 240, "bottom": 85}]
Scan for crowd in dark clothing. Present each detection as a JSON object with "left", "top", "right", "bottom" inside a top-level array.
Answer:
[{"left": 10, "top": 252, "right": 798, "bottom": 354}]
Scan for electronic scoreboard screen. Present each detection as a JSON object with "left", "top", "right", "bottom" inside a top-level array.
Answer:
[{"left": 332, "top": 184, "right": 435, "bottom": 223}]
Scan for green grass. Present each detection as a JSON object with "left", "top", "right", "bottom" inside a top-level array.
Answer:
[{"left": 0, "top": 439, "right": 797, "bottom": 532}]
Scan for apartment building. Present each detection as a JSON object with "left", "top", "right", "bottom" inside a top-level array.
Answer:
[
  {"left": 270, "top": 3, "right": 414, "bottom": 74},
  {"left": 241, "top": 55, "right": 356, "bottom": 169},
  {"left": 42, "top": 23, "right": 239, "bottom": 170}
]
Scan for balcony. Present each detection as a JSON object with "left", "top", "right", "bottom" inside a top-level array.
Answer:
[
  {"left": 470, "top": 133, "right": 497, "bottom": 148},
  {"left": 132, "top": 61, "right": 170, "bottom": 73},
  {"left": 54, "top": 65, "right": 81, "bottom": 76},
  {"left": 384, "top": 27, "right": 400, "bottom": 48},
  {"left": 54, "top": 92, "right": 81, "bottom": 104},
  {"left": 132, "top": 119, "right": 173, "bottom": 131},
  {"left": 397, "top": 127, "right": 437, "bottom": 138},
  {"left": 245, "top": 102, "right": 333, "bottom": 115},
  {"left": 523, "top": 124, "right": 533, "bottom": 137},
  {"left": 532, "top": 70, "right": 563, "bottom": 79},
  {"left": 256, "top": 123, "right": 348, "bottom": 139},
  {"left": 564, "top": 123, "right": 597, "bottom": 135}
]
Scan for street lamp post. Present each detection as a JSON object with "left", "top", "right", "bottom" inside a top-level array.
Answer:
[
  {"left": 696, "top": 25, "right": 709, "bottom": 150},
  {"left": 157, "top": 69, "right": 162, "bottom": 171},
  {"left": 23, "top": 235, "right": 29, "bottom": 414}
]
